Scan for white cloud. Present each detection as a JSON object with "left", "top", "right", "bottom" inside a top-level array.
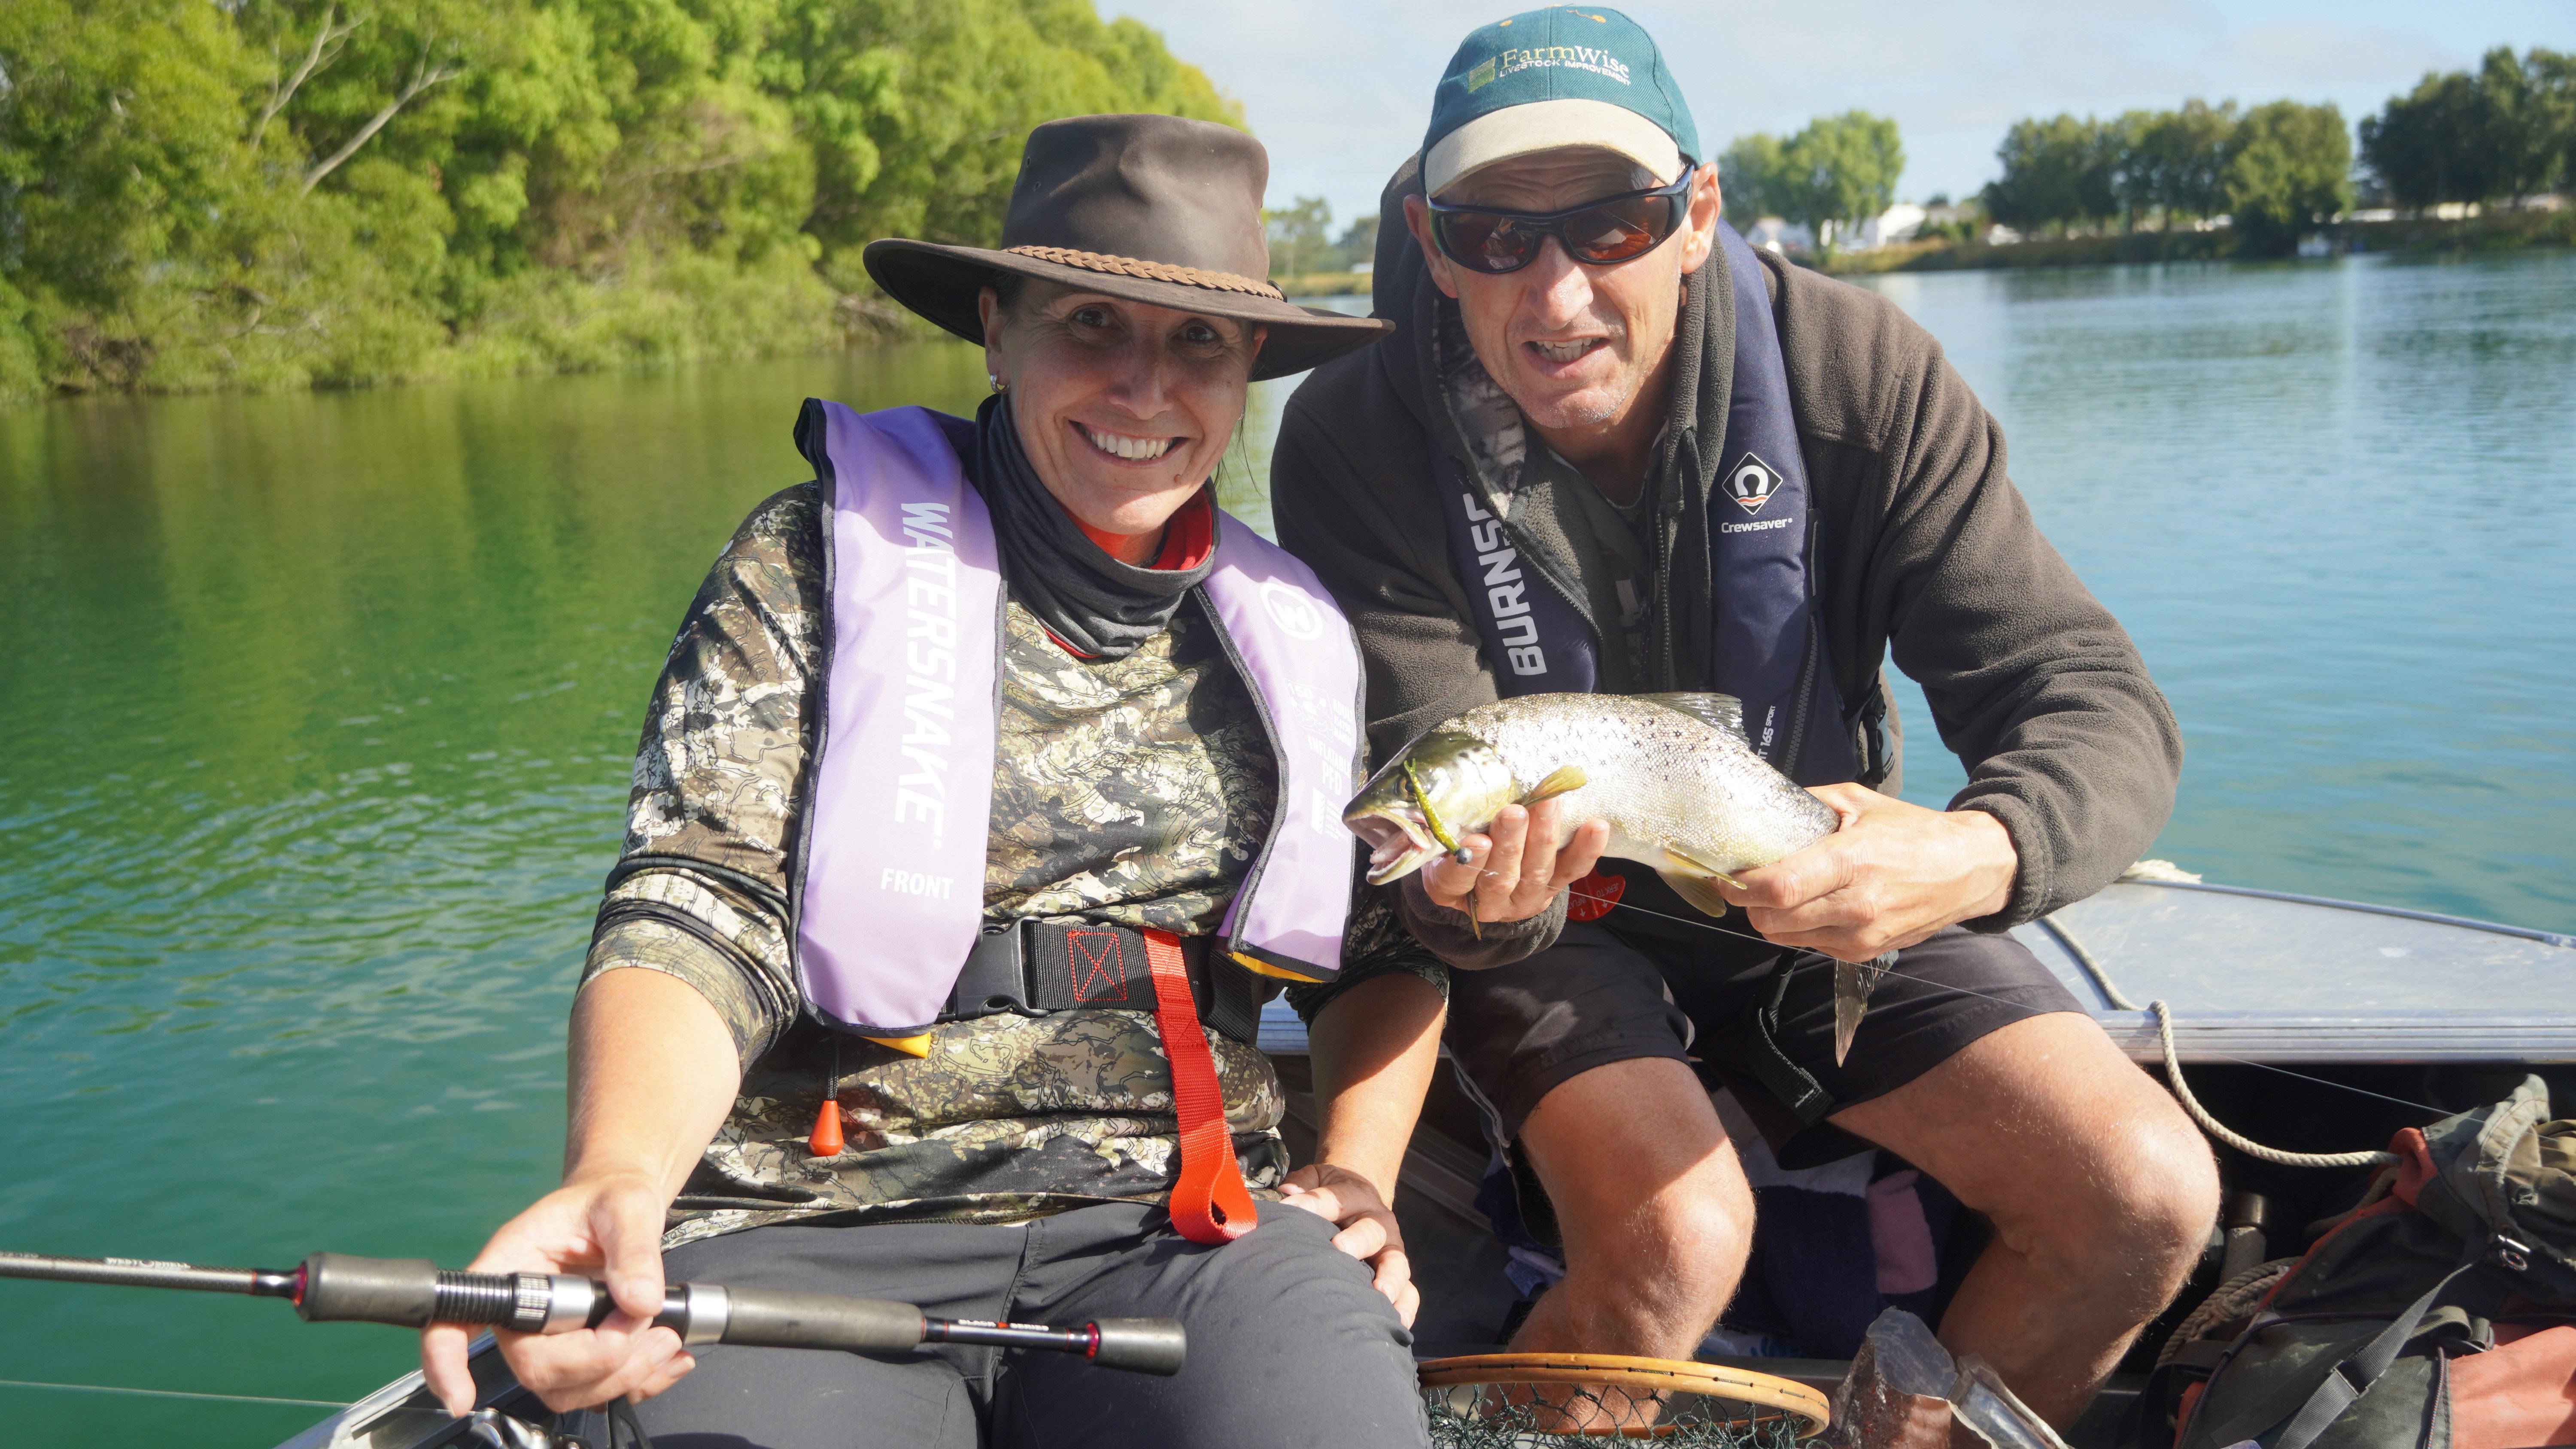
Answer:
[{"left": 1112, "top": 0, "right": 2571, "bottom": 225}]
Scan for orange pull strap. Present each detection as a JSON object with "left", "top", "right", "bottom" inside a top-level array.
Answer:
[
  {"left": 808, "top": 1097, "right": 845, "bottom": 1158},
  {"left": 1145, "top": 928, "right": 1256, "bottom": 1244}
]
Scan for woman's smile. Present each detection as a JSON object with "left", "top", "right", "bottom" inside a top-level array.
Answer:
[{"left": 1075, "top": 421, "right": 1180, "bottom": 463}]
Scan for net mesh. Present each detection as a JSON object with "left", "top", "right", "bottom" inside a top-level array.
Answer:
[{"left": 1421, "top": 1379, "right": 1812, "bottom": 1446}]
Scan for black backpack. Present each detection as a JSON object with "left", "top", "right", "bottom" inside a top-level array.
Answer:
[{"left": 2148, "top": 1078, "right": 2576, "bottom": 1449}]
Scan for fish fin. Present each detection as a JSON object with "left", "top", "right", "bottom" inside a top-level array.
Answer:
[
  {"left": 1832, "top": 952, "right": 1898, "bottom": 1066},
  {"left": 1636, "top": 692, "right": 1748, "bottom": 740},
  {"left": 1656, "top": 865, "right": 1738, "bottom": 919},
  {"left": 1521, "top": 764, "right": 1588, "bottom": 805},
  {"left": 1660, "top": 842, "right": 1742, "bottom": 888}
]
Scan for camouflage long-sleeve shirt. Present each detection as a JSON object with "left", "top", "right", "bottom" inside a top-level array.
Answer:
[{"left": 586, "top": 482, "right": 1440, "bottom": 1247}]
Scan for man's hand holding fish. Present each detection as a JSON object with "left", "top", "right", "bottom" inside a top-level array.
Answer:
[{"left": 1714, "top": 782, "right": 2021, "bottom": 963}]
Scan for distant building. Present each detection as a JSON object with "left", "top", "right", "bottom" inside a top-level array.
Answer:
[
  {"left": 1852, "top": 203, "right": 1926, "bottom": 250},
  {"left": 1742, "top": 216, "right": 1815, "bottom": 255}
]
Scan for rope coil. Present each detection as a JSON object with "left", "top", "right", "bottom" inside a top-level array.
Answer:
[{"left": 2149, "top": 999, "right": 2400, "bottom": 1169}]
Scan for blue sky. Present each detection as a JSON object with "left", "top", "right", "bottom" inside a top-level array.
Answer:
[{"left": 1110, "top": 0, "right": 2576, "bottom": 232}]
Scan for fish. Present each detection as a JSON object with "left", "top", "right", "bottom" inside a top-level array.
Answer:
[{"left": 1343, "top": 691, "right": 1895, "bottom": 1064}]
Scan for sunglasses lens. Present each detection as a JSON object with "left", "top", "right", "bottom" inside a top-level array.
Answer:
[
  {"left": 1436, "top": 212, "right": 1540, "bottom": 274},
  {"left": 1563, "top": 196, "right": 1672, "bottom": 263}
]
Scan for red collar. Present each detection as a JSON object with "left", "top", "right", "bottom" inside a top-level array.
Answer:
[{"left": 1067, "top": 490, "right": 1215, "bottom": 572}]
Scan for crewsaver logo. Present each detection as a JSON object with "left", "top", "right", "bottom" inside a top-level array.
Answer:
[
  {"left": 1260, "top": 577, "right": 1326, "bottom": 640},
  {"left": 1727, "top": 454, "right": 1783, "bottom": 515}
]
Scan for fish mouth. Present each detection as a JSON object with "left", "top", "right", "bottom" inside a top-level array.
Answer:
[{"left": 1348, "top": 810, "right": 1446, "bottom": 886}]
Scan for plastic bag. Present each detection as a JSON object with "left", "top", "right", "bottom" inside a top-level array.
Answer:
[{"left": 1822, "top": 1310, "right": 2070, "bottom": 1449}]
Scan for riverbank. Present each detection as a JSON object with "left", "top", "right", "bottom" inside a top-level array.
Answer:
[{"left": 1817, "top": 206, "right": 2575, "bottom": 274}]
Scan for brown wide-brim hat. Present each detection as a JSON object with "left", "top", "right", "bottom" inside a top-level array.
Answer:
[{"left": 865, "top": 114, "right": 1391, "bottom": 382}]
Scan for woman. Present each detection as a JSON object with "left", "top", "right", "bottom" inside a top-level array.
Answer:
[{"left": 419, "top": 115, "right": 1461, "bottom": 1446}]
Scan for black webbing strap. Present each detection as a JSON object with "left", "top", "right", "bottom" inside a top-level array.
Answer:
[
  {"left": 1713, "top": 952, "right": 1840, "bottom": 1128},
  {"left": 2199, "top": 1242, "right": 2488, "bottom": 1449},
  {"left": 945, "top": 919, "right": 1263, "bottom": 1043},
  {"left": 2133, "top": 1338, "right": 2235, "bottom": 1449}
]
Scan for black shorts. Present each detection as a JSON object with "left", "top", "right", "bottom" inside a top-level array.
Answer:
[{"left": 1444, "top": 877, "right": 2084, "bottom": 1168}]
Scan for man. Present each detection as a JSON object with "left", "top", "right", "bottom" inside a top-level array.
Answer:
[{"left": 1270, "top": 7, "right": 2220, "bottom": 1429}]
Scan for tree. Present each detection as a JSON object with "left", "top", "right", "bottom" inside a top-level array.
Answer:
[
  {"left": 0, "top": 0, "right": 1242, "bottom": 399},
  {"left": 1263, "top": 194, "right": 1330, "bottom": 279},
  {"left": 2225, "top": 100, "right": 2351, "bottom": 254},
  {"left": 1715, "top": 112, "right": 1901, "bottom": 248},
  {"left": 2126, "top": 99, "right": 2238, "bottom": 227},
  {"left": 2361, "top": 47, "right": 2571, "bottom": 209},
  {"left": 1334, "top": 214, "right": 1379, "bottom": 272},
  {"left": 1777, "top": 111, "right": 1902, "bottom": 247},
  {"left": 1716, "top": 131, "right": 1785, "bottom": 230},
  {"left": 1981, "top": 113, "right": 2121, "bottom": 236}
]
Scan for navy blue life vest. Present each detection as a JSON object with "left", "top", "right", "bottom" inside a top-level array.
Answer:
[{"left": 1438, "top": 221, "right": 1859, "bottom": 786}]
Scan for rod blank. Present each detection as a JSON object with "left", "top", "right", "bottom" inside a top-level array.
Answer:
[{"left": 0, "top": 1249, "right": 1185, "bottom": 1376}]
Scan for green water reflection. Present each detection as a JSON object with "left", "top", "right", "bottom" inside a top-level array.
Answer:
[{"left": 1, "top": 254, "right": 2571, "bottom": 1445}]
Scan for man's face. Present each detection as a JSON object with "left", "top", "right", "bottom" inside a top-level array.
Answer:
[{"left": 1405, "top": 149, "right": 1721, "bottom": 437}]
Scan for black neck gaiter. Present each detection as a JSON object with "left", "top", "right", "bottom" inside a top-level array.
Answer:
[{"left": 971, "top": 393, "right": 1218, "bottom": 660}]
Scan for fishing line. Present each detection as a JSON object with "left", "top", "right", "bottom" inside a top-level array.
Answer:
[
  {"left": 0, "top": 1376, "right": 349, "bottom": 1408},
  {"left": 1451, "top": 867, "right": 2449, "bottom": 1119}
]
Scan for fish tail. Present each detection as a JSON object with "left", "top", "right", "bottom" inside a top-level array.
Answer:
[{"left": 1832, "top": 951, "right": 1897, "bottom": 1067}]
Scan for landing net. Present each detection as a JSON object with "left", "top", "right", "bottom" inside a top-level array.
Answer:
[{"left": 1418, "top": 1354, "right": 1829, "bottom": 1446}]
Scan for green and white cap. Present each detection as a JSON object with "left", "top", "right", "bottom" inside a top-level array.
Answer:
[{"left": 1421, "top": 5, "right": 1700, "bottom": 198}]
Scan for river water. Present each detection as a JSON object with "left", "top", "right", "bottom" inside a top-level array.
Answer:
[{"left": 2, "top": 252, "right": 2570, "bottom": 1444}]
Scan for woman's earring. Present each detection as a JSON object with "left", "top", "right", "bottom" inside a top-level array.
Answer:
[{"left": 988, "top": 373, "right": 1006, "bottom": 394}]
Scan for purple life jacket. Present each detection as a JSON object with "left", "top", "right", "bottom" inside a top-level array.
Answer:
[{"left": 788, "top": 401, "right": 1363, "bottom": 1036}]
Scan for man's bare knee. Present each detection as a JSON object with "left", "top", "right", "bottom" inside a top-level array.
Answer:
[
  {"left": 1586, "top": 1166, "right": 1753, "bottom": 1317},
  {"left": 1521, "top": 1058, "right": 1754, "bottom": 1319},
  {"left": 1992, "top": 1097, "right": 2218, "bottom": 1317}
]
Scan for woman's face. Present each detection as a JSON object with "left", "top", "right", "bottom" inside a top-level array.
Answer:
[{"left": 979, "top": 282, "right": 1265, "bottom": 550}]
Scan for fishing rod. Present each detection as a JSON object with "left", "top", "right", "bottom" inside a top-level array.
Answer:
[{"left": 0, "top": 1249, "right": 1185, "bottom": 1375}]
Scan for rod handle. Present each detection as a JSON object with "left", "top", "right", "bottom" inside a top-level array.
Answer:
[
  {"left": 1088, "top": 1318, "right": 1188, "bottom": 1376},
  {"left": 705, "top": 1285, "right": 925, "bottom": 1353}
]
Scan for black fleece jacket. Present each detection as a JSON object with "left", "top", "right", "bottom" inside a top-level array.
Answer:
[{"left": 1269, "top": 159, "right": 2181, "bottom": 948}]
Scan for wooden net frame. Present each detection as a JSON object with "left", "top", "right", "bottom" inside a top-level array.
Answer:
[{"left": 1417, "top": 1353, "right": 1832, "bottom": 1444}]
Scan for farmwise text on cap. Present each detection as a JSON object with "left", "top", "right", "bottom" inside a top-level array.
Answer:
[{"left": 1420, "top": 5, "right": 1701, "bottom": 198}]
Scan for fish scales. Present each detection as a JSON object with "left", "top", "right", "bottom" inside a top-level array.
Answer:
[
  {"left": 1461, "top": 694, "right": 1837, "bottom": 874},
  {"left": 1341, "top": 691, "right": 1836, "bottom": 895}
]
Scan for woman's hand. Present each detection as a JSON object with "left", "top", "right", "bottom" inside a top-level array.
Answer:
[
  {"left": 1279, "top": 1163, "right": 1420, "bottom": 1328},
  {"left": 419, "top": 1171, "right": 695, "bottom": 1416},
  {"left": 1420, "top": 797, "right": 1609, "bottom": 926}
]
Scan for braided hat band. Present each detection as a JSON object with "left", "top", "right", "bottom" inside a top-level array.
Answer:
[{"left": 1003, "top": 246, "right": 1285, "bottom": 302}]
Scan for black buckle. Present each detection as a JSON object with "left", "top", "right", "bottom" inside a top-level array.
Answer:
[
  {"left": 942, "top": 919, "right": 1259, "bottom": 1042},
  {"left": 949, "top": 922, "right": 1045, "bottom": 1018}
]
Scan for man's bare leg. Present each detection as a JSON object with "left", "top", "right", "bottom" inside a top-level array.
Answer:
[
  {"left": 1833, "top": 1012, "right": 2219, "bottom": 1428},
  {"left": 1508, "top": 1057, "right": 1754, "bottom": 1358}
]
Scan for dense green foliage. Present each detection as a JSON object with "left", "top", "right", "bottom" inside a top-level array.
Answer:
[
  {"left": 2361, "top": 48, "right": 2574, "bottom": 210},
  {"left": 1261, "top": 197, "right": 1375, "bottom": 278},
  {"left": 1978, "top": 98, "right": 2349, "bottom": 253},
  {"left": 1716, "top": 110, "right": 1902, "bottom": 248},
  {"left": 0, "top": 0, "right": 1238, "bottom": 403}
]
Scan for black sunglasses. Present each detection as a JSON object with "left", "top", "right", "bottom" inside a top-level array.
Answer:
[{"left": 1425, "top": 165, "right": 1697, "bottom": 275}]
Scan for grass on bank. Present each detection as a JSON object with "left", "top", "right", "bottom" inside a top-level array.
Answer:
[{"left": 1815, "top": 204, "right": 2575, "bottom": 275}]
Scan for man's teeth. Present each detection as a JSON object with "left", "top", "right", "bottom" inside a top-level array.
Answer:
[
  {"left": 1531, "top": 339, "right": 1596, "bottom": 363},
  {"left": 1082, "top": 425, "right": 1175, "bottom": 461}
]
